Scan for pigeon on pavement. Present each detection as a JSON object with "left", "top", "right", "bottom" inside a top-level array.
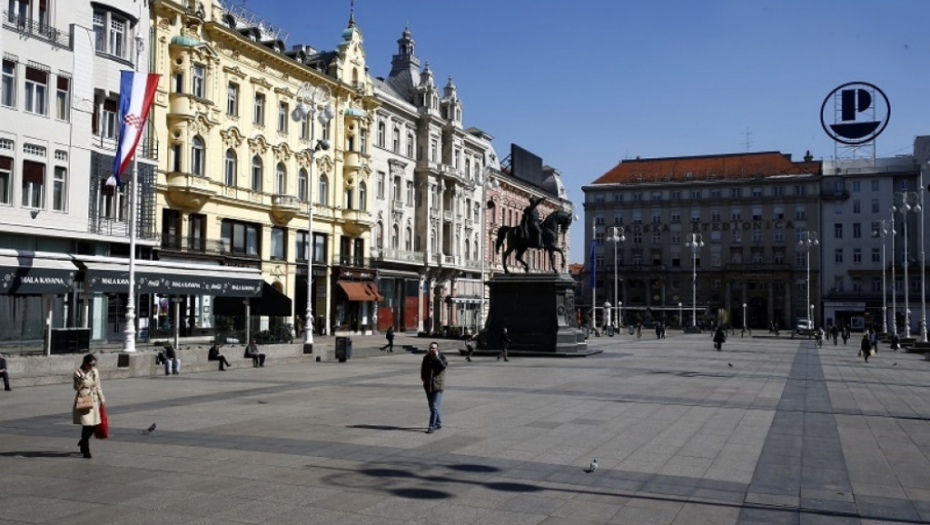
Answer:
[
  {"left": 142, "top": 423, "right": 156, "bottom": 435},
  {"left": 584, "top": 459, "right": 598, "bottom": 473},
  {"left": 728, "top": 363, "right": 733, "bottom": 367}
]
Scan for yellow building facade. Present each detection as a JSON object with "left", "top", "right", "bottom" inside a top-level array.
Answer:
[{"left": 149, "top": 0, "right": 377, "bottom": 339}]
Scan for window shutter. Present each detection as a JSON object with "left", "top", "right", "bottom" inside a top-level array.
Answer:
[
  {"left": 0, "top": 156, "right": 12, "bottom": 170},
  {"left": 22, "top": 160, "right": 44, "bottom": 183},
  {"left": 25, "top": 67, "right": 46, "bottom": 83},
  {"left": 57, "top": 76, "right": 69, "bottom": 90}
]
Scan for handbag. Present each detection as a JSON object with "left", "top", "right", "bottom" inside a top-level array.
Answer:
[
  {"left": 94, "top": 404, "right": 109, "bottom": 439},
  {"left": 75, "top": 394, "right": 93, "bottom": 411}
]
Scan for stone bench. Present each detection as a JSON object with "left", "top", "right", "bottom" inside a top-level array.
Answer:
[{"left": 2, "top": 343, "right": 315, "bottom": 388}]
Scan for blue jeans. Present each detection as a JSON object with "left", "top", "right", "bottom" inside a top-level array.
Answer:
[{"left": 426, "top": 390, "right": 443, "bottom": 429}]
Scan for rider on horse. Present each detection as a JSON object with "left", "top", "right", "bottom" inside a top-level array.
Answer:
[{"left": 521, "top": 196, "right": 546, "bottom": 248}]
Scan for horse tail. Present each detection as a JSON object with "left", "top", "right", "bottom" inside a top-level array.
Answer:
[{"left": 495, "top": 226, "right": 510, "bottom": 254}]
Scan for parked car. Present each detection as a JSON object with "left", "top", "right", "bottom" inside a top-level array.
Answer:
[{"left": 794, "top": 318, "right": 814, "bottom": 337}]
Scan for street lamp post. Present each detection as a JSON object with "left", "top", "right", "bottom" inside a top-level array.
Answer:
[
  {"left": 477, "top": 170, "right": 499, "bottom": 333},
  {"left": 607, "top": 226, "right": 625, "bottom": 328},
  {"left": 291, "top": 82, "right": 336, "bottom": 350},
  {"left": 919, "top": 161, "right": 928, "bottom": 342},
  {"left": 798, "top": 230, "right": 819, "bottom": 336},
  {"left": 879, "top": 219, "right": 895, "bottom": 334},
  {"left": 893, "top": 192, "right": 921, "bottom": 338},
  {"left": 684, "top": 233, "right": 704, "bottom": 328},
  {"left": 678, "top": 302, "right": 682, "bottom": 328},
  {"left": 742, "top": 302, "right": 747, "bottom": 334}
]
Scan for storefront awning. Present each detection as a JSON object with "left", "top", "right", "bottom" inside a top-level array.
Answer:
[
  {"left": 0, "top": 251, "right": 77, "bottom": 295},
  {"left": 76, "top": 257, "right": 262, "bottom": 296},
  {"left": 338, "top": 281, "right": 383, "bottom": 302},
  {"left": 214, "top": 281, "right": 292, "bottom": 317}
]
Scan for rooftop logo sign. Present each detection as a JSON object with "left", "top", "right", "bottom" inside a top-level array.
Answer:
[{"left": 820, "top": 82, "right": 890, "bottom": 145}]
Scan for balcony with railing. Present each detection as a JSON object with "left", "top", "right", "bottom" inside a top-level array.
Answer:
[
  {"left": 3, "top": 12, "right": 71, "bottom": 47},
  {"left": 442, "top": 210, "right": 454, "bottom": 222},
  {"left": 377, "top": 248, "right": 426, "bottom": 265},
  {"left": 392, "top": 199, "right": 405, "bottom": 212},
  {"left": 159, "top": 235, "right": 226, "bottom": 255},
  {"left": 337, "top": 255, "right": 370, "bottom": 268},
  {"left": 271, "top": 194, "right": 300, "bottom": 223}
]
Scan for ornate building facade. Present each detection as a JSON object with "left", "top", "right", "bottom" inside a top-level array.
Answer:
[
  {"left": 149, "top": 0, "right": 377, "bottom": 336},
  {"left": 583, "top": 151, "right": 823, "bottom": 330}
]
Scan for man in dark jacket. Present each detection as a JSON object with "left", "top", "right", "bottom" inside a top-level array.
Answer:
[
  {"left": 0, "top": 353, "right": 10, "bottom": 391},
  {"left": 498, "top": 327, "right": 511, "bottom": 362},
  {"left": 421, "top": 341, "right": 447, "bottom": 434},
  {"left": 164, "top": 345, "right": 180, "bottom": 375},
  {"left": 245, "top": 340, "right": 266, "bottom": 367},
  {"left": 208, "top": 343, "right": 232, "bottom": 371},
  {"left": 381, "top": 326, "right": 395, "bottom": 352}
]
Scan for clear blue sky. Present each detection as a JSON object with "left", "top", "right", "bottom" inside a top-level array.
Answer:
[{"left": 242, "top": 0, "right": 930, "bottom": 260}]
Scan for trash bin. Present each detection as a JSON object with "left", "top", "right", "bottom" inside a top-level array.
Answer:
[
  {"left": 607, "top": 326, "right": 615, "bottom": 337},
  {"left": 335, "top": 336, "right": 352, "bottom": 362}
]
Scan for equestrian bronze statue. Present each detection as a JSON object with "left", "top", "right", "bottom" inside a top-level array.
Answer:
[{"left": 495, "top": 197, "right": 572, "bottom": 273}]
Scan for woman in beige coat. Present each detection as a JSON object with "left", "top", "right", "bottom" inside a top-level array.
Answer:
[{"left": 73, "top": 354, "right": 105, "bottom": 459}]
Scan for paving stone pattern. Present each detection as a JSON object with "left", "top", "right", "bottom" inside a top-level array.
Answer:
[{"left": 1, "top": 333, "right": 930, "bottom": 524}]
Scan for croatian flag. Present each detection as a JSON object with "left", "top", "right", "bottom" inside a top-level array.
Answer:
[{"left": 108, "top": 71, "right": 160, "bottom": 187}]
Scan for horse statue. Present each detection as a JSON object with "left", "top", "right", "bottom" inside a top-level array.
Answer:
[{"left": 495, "top": 210, "right": 573, "bottom": 273}]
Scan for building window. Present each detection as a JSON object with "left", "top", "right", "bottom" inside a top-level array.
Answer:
[
  {"left": 752, "top": 187, "right": 763, "bottom": 197},
  {"left": 220, "top": 220, "right": 261, "bottom": 256},
  {"left": 358, "top": 181, "right": 367, "bottom": 211},
  {"left": 227, "top": 82, "right": 238, "bottom": 115},
  {"left": 406, "top": 181, "right": 414, "bottom": 205},
  {"left": 670, "top": 231, "right": 680, "bottom": 244},
  {"left": 773, "top": 186, "right": 784, "bottom": 197},
  {"left": 296, "top": 231, "right": 309, "bottom": 260},
  {"left": 834, "top": 223, "right": 843, "bottom": 239},
  {"left": 359, "top": 129, "right": 367, "bottom": 153},
  {"left": 872, "top": 248, "right": 880, "bottom": 263},
  {"left": 93, "top": 11, "right": 105, "bottom": 52},
  {"left": 55, "top": 76, "right": 70, "bottom": 121},
  {"left": 853, "top": 248, "right": 862, "bottom": 264},
  {"left": 0, "top": 156, "right": 12, "bottom": 204},
  {"left": 730, "top": 188, "right": 741, "bottom": 198},
  {"left": 871, "top": 199, "right": 880, "bottom": 213},
  {"left": 298, "top": 168, "right": 307, "bottom": 201},
  {"left": 407, "top": 132, "right": 414, "bottom": 157},
  {"left": 224, "top": 149, "right": 236, "bottom": 186},
  {"left": 652, "top": 231, "right": 661, "bottom": 244},
  {"left": 752, "top": 230, "right": 762, "bottom": 243},
  {"left": 100, "top": 99, "right": 118, "bottom": 139},
  {"left": 852, "top": 223, "right": 861, "bottom": 238},
  {"left": 376, "top": 171, "right": 385, "bottom": 199},
  {"left": 109, "top": 15, "right": 125, "bottom": 57},
  {"left": 835, "top": 248, "right": 843, "bottom": 263},
  {"left": 795, "top": 207, "right": 806, "bottom": 220},
  {"left": 796, "top": 252, "right": 806, "bottom": 268},
  {"left": 275, "top": 163, "right": 286, "bottom": 194},
  {"left": 21, "top": 160, "right": 44, "bottom": 208},
  {"left": 254, "top": 93, "right": 265, "bottom": 125},
  {"left": 24, "top": 66, "right": 48, "bottom": 115},
  {"left": 392, "top": 128, "right": 400, "bottom": 153},
  {"left": 795, "top": 185, "right": 806, "bottom": 196},
  {"left": 594, "top": 216, "right": 604, "bottom": 226},
  {"left": 318, "top": 173, "right": 328, "bottom": 205},
  {"left": 1, "top": 59, "right": 14, "bottom": 107},
  {"left": 871, "top": 276, "right": 881, "bottom": 292},
  {"left": 774, "top": 229, "right": 784, "bottom": 243},
  {"left": 711, "top": 189, "right": 721, "bottom": 199},
  {"left": 852, "top": 181, "right": 860, "bottom": 192},
  {"left": 250, "top": 156, "right": 262, "bottom": 191},
  {"left": 731, "top": 209, "right": 741, "bottom": 221},
  {"left": 190, "top": 136, "right": 204, "bottom": 176},
  {"left": 277, "top": 101, "right": 288, "bottom": 132},
  {"left": 871, "top": 180, "right": 879, "bottom": 191},
  {"left": 313, "top": 233, "right": 327, "bottom": 263},
  {"left": 270, "top": 227, "right": 286, "bottom": 260},
  {"left": 852, "top": 200, "right": 861, "bottom": 213},
  {"left": 191, "top": 63, "right": 205, "bottom": 98},
  {"left": 774, "top": 251, "right": 785, "bottom": 264}
]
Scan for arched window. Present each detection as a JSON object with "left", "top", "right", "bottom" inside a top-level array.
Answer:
[
  {"left": 224, "top": 149, "right": 237, "bottom": 186},
  {"left": 275, "top": 163, "right": 286, "bottom": 194},
  {"left": 405, "top": 227, "right": 412, "bottom": 251},
  {"left": 375, "top": 221, "right": 383, "bottom": 248},
  {"left": 406, "top": 132, "right": 414, "bottom": 158},
  {"left": 251, "top": 156, "right": 262, "bottom": 191},
  {"left": 465, "top": 239, "right": 470, "bottom": 260},
  {"left": 318, "top": 174, "right": 328, "bottom": 205},
  {"left": 391, "top": 224, "right": 399, "bottom": 249},
  {"left": 430, "top": 228, "right": 437, "bottom": 253},
  {"left": 190, "top": 136, "right": 204, "bottom": 176},
  {"left": 297, "top": 169, "right": 308, "bottom": 201},
  {"left": 358, "top": 182, "right": 367, "bottom": 211}
]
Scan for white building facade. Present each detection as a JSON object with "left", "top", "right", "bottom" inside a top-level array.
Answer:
[{"left": 0, "top": 0, "right": 158, "bottom": 343}]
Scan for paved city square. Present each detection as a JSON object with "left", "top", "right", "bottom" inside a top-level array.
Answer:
[{"left": 2, "top": 333, "right": 930, "bottom": 525}]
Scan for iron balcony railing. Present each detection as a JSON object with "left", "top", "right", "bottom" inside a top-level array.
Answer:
[{"left": 3, "top": 12, "right": 71, "bottom": 48}]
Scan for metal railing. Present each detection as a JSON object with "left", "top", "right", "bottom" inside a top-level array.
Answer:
[
  {"left": 3, "top": 12, "right": 71, "bottom": 48},
  {"left": 337, "top": 255, "right": 369, "bottom": 268}
]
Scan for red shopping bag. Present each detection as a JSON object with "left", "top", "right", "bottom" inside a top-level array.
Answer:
[{"left": 94, "top": 404, "right": 109, "bottom": 439}]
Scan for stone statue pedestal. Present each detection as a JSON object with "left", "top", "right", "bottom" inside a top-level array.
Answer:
[{"left": 481, "top": 273, "right": 595, "bottom": 356}]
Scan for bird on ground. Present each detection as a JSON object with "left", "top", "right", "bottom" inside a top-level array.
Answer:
[
  {"left": 584, "top": 459, "right": 598, "bottom": 473},
  {"left": 142, "top": 423, "right": 156, "bottom": 435},
  {"left": 728, "top": 363, "right": 733, "bottom": 367}
]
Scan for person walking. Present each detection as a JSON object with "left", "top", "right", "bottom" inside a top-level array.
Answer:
[
  {"left": 841, "top": 325, "right": 850, "bottom": 345},
  {"left": 421, "top": 341, "right": 447, "bottom": 434},
  {"left": 498, "top": 327, "right": 511, "bottom": 362},
  {"left": 464, "top": 331, "right": 477, "bottom": 362},
  {"left": 713, "top": 326, "right": 727, "bottom": 351},
  {"left": 208, "top": 343, "right": 232, "bottom": 371},
  {"left": 831, "top": 325, "right": 839, "bottom": 345},
  {"left": 816, "top": 327, "right": 824, "bottom": 348},
  {"left": 381, "top": 326, "right": 395, "bottom": 353},
  {"left": 869, "top": 328, "right": 878, "bottom": 353},
  {"left": 0, "top": 353, "right": 11, "bottom": 391},
  {"left": 860, "top": 333, "right": 872, "bottom": 363},
  {"left": 73, "top": 354, "right": 105, "bottom": 459},
  {"left": 244, "top": 340, "right": 266, "bottom": 367}
]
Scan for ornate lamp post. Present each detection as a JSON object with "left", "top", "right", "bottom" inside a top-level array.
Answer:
[
  {"left": 798, "top": 230, "right": 819, "bottom": 336},
  {"left": 291, "top": 82, "right": 335, "bottom": 350},
  {"left": 878, "top": 219, "right": 895, "bottom": 334},
  {"left": 607, "top": 226, "right": 625, "bottom": 327},
  {"left": 684, "top": 233, "right": 704, "bottom": 328},
  {"left": 893, "top": 192, "right": 921, "bottom": 338}
]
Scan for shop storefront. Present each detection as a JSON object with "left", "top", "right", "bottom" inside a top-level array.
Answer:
[
  {"left": 0, "top": 250, "right": 76, "bottom": 347},
  {"left": 332, "top": 267, "right": 381, "bottom": 334}
]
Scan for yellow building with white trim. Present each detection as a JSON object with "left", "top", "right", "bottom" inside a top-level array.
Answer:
[{"left": 149, "top": 0, "right": 378, "bottom": 339}]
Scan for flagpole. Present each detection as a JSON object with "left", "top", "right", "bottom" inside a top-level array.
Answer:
[{"left": 123, "top": 36, "right": 145, "bottom": 353}]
